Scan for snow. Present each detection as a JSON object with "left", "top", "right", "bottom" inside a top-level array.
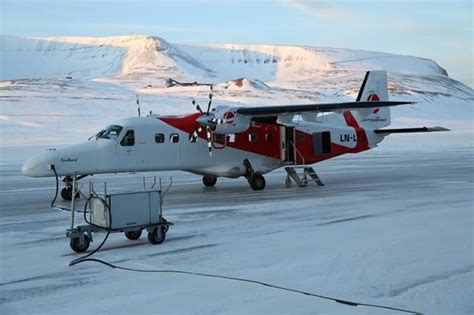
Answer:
[
  {"left": 0, "top": 34, "right": 473, "bottom": 313},
  {"left": 0, "top": 136, "right": 473, "bottom": 314},
  {"left": 1, "top": 35, "right": 472, "bottom": 146}
]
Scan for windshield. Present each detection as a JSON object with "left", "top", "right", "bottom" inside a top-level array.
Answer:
[{"left": 97, "top": 125, "right": 123, "bottom": 140}]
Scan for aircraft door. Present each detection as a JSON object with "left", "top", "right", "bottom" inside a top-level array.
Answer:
[
  {"left": 280, "top": 126, "right": 296, "bottom": 163},
  {"left": 116, "top": 129, "right": 136, "bottom": 168},
  {"left": 312, "top": 131, "right": 332, "bottom": 155}
]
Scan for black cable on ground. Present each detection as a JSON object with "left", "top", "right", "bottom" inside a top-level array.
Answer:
[
  {"left": 70, "top": 252, "right": 421, "bottom": 314},
  {"left": 66, "top": 185, "right": 421, "bottom": 314}
]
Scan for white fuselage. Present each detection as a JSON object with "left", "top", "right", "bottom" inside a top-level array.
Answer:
[{"left": 21, "top": 113, "right": 385, "bottom": 179}]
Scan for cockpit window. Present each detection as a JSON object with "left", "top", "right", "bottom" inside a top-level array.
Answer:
[
  {"left": 98, "top": 125, "right": 123, "bottom": 140},
  {"left": 120, "top": 130, "right": 135, "bottom": 146}
]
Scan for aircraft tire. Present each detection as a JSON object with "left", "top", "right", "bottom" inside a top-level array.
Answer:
[
  {"left": 61, "top": 187, "right": 79, "bottom": 201},
  {"left": 202, "top": 175, "right": 217, "bottom": 187},
  {"left": 61, "top": 187, "right": 72, "bottom": 201},
  {"left": 249, "top": 174, "right": 266, "bottom": 191}
]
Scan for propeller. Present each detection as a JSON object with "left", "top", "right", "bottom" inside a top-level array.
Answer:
[{"left": 188, "top": 85, "right": 226, "bottom": 157}]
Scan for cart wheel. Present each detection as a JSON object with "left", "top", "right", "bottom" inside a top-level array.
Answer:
[
  {"left": 125, "top": 230, "right": 142, "bottom": 240},
  {"left": 148, "top": 226, "right": 166, "bottom": 245},
  {"left": 70, "top": 235, "right": 90, "bottom": 253},
  {"left": 162, "top": 218, "right": 169, "bottom": 233}
]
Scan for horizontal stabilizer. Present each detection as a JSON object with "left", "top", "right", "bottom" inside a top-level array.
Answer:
[{"left": 374, "top": 126, "right": 450, "bottom": 134}]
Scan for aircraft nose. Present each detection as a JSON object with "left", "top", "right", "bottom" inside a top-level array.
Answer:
[
  {"left": 21, "top": 153, "right": 55, "bottom": 177},
  {"left": 21, "top": 159, "right": 35, "bottom": 176},
  {"left": 22, "top": 157, "right": 45, "bottom": 177}
]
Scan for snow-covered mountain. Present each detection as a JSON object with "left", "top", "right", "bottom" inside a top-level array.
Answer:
[{"left": 0, "top": 34, "right": 472, "bottom": 145}]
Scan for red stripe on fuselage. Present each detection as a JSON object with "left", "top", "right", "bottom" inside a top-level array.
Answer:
[
  {"left": 158, "top": 111, "right": 369, "bottom": 165},
  {"left": 158, "top": 114, "right": 281, "bottom": 160},
  {"left": 293, "top": 112, "right": 369, "bottom": 165}
]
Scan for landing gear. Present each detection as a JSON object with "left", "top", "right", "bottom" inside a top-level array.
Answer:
[
  {"left": 61, "top": 175, "right": 86, "bottom": 201},
  {"left": 243, "top": 158, "right": 266, "bottom": 191},
  {"left": 249, "top": 173, "right": 266, "bottom": 190},
  {"left": 61, "top": 187, "right": 79, "bottom": 201},
  {"left": 202, "top": 175, "right": 217, "bottom": 187},
  {"left": 285, "top": 175, "right": 292, "bottom": 187}
]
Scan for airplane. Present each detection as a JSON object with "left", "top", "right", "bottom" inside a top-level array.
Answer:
[{"left": 22, "top": 71, "right": 449, "bottom": 200}]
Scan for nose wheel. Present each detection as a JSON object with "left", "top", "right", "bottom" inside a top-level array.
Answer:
[
  {"left": 61, "top": 187, "right": 80, "bottom": 201},
  {"left": 61, "top": 175, "right": 86, "bottom": 201}
]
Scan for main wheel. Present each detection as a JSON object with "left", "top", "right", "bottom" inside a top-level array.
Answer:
[
  {"left": 202, "top": 175, "right": 217, "bottom": 187},
  {"left": 70, "top": 235, "right": 90, "bottom": 253},
  {"left": 125, "top": 230, "right": 142, "bottom": 240},
  {"left": 147, "top": 226, "right": 166, "bottom": 245},
  {"left": 249, "top": 173, "right": 266, "bottom": 191},
  {"left": 61, "top": 187, "right": 79, "bottom": 201}
]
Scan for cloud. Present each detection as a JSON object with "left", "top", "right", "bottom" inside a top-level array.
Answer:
[{"left": 282, "top": 0, "right": 355, "bottom": 20}]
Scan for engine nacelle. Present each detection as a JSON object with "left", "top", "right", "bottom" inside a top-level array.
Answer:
[{"left": 212, "top": 109, "right": 251, "bottom": 134}]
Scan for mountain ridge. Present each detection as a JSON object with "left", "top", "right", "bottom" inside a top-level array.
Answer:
[{"left": 0, "top": 34, "right": 472, "bottom": 145}]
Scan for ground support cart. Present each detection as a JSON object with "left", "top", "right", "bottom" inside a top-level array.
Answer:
[{"left": 62, "top": 176, "right": 173, "bottom": 253}]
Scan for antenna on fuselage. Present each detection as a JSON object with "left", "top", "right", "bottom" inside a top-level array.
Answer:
[{"left": 136, "top": 94, "right": 141, "bottom": 117}]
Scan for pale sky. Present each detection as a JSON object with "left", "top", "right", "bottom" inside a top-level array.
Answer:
[{"left": 1, "top": 0, "right": 473, "bottom": 87}]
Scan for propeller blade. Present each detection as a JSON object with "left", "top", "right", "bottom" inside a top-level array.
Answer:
[
  {"left": 192, "top": 98, "right": 203, "bottom": 114},
  {"left": 206, "top": 94, "right": 212, "bottom": 114},
  {"left": 206, "top": 126, "right": 213, "bottom": 157},
  {"left": 189, "top": 126, "right": 202, "bottom": 142},
  {"left": 206, "top": 85, "right": 214, "bottom": 114},
  {"left": 208, "top": 117, "right": 225, "bottom": 125}
]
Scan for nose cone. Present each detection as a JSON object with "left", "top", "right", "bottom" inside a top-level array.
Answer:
[
  {"left": 21, "top": 159, "right": 35, "bottom": 176},
  {"left": 22, "top": 152, "right": 55, "bottom": 177},
  {"left": 22, "top": 141, "right": 100, "bottom": 178}
]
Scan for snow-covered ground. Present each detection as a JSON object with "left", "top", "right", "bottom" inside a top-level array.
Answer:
[
  {"left": 0, "top": 135, "right": 473, "bottom": 314},
  {"left": 0, "top": 34, "right": 473, "bottom": 314}
]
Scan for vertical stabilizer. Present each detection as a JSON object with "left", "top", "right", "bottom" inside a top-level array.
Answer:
[{"left": 354, "top": 71, "right": 391, "bottom": 129}]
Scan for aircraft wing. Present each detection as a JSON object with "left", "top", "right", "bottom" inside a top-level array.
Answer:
[{"left": 235, "top": 101, "right": 414, "bottom": 117}]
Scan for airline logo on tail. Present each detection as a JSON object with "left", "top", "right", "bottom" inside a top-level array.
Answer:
[{"left": 367, "top": 93, "right": 380, "bottom": 113}]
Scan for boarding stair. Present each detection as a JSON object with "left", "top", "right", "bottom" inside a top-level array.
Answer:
[
  {"left": 284, "top": 166, "right": 324, "bottom": 187},
  {"left": 283, "top": 140, "right": 324, "bottom": 188}
]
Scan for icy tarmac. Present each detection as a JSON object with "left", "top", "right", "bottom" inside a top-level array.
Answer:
[{"left": 0, "top": 134, "right": 473, "bottom": 314}]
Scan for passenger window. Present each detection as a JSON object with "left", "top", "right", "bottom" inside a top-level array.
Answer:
[
  {"left": 265, "top": 133, "right": 273, "bottom": 142},
  {"left": 228, "top": 134, "right": 236, "bottom": 143},
  {"left": 249, "top": 133, "right": 257, "bottom": 143},
  {"left": 170, "top": 133, "right": 179, "bottom": 143},
  {"left": 155, "top": 133, "right": 165, "bottom": 143},
  {"left": 120, "top": 130, "right": 135, "bottom": 146}
]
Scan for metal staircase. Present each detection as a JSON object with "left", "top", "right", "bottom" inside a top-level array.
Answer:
[
  {"left": 282, "top": 139, "right": 324, "bottom": 188},
  {"left": 284, "top": 166, "right": 325, "bottom": 187}
]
